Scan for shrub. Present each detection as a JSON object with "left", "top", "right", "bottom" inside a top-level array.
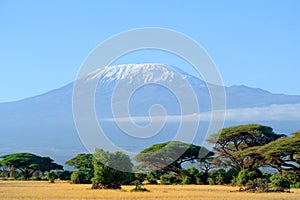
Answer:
[
  {"left": 236, "top": 169, "right": 262, "bottom": 186},
  {"left": 181, "top": 167, "right": 199, "bottom": 184},
  {"left": 92, "top": 149, "right": 134, "bottom": 189},
  {"left": 208, "top": 169, "right": 238, "bottom": 185},
  {"left": 71, "top": 169, "right": 93, "bottom": 184},
  {"left": 236, "top": 169, "right": 249, "bottom": 185},
  {"left": 182, "top": 176, "right": 192, "bottom": 184},
  {"left": 282, "top": 171, "right": 299, "bottom": 186},
  {"left": 270, "top": 174, "right": 290, "bottom": 191},
  {"left": 207, "top": 177, "right": 215, "bottom": 185},
  {"left": 47, "top": 171, "right": 58, "bottom": 183},
  {"left": 146, "top": 172, "right": 157, "bottom": 184},
  {"left": 196, "top": 171, "right": 208, "bottom": 185},
  {"left": 57, "top": 170, "right": 72, "bottom": 180},
  {"left": 292, "top": 182, "right": 300, "bottom": 188},
  {"left": 215, "top": 169, "right": 226, "bottom": 185},
  {"left": 226, "top": 168, "right": 239, "bottom": 184},
  {"left": 160, "top": 173, "right": 182, "bottom": 185}
]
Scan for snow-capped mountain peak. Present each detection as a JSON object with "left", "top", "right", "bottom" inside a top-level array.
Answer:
[{"left": 86, "top": 63, "right": 180, "bottom": 84}]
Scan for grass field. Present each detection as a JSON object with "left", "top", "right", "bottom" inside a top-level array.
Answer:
[{"left": 0, "top": 180, "right": 299, "bottom": 200}]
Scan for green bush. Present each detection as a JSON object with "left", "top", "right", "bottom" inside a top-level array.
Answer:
[
  {"left": 181, "top": 167, "right": 199, "bottom": 184},
  {"left": 236, "top": 169, "right": 262, "bottom": 186},
  {"left": 215, "top": 169, "right": 226, "bottom": 185},
  {"left": 226, "top": 168, "right": 239, "bottom": 185},
  {"left": 270, "top": 174, "right": 290, "bottom": 191},
  {"left": 160, "top": 173, "right": 182, "bottom": 185},
  {"left": 71, "top": 169, "right": 93, "bottom": 184},
  {"left": 282, "top": 171, "right": 299, "bottom": 185},
  {"left": 92, "top": 149, "right": 134, "bottom": 189},
  {"left": 208, "top": 169, "right": 238, "bottom": 185},
  {"left": 47, "top": 171, "right": 58, "bottom": 183},
  {"left": 292, "top": 182, "right": 300, "bottom": 188},
  {"left": 207, "top": 177, "right": 215, "bottom": 185},
  {"left": 196, "top": 171, "right": 208, "bottom": 185},
  {"left": 57, "top": 170, "right": 72, "bottom": 180},
  {"left": 182, "top": 176, "right": 192, "bottom": 184},
  {"left": 146, "top": 172, "right": 157, "bottom": 184}
]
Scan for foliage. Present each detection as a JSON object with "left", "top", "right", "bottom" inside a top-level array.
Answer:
[
  {"left": 66, "top": 154, "right": 94, "bottom": 184},
  {"left": 209, "top": 170, "right": 220, "bottom": 185},
  {"left": 135, "top": 141, "right": 214, "bottom": 177},
  {"left": 258, "top": 131, "right": 300, "bottom": 174},
  {"left": 207, "top": 177, "right": 215, "bottom": 185},
  {"left": 208, "top": 168, "right": 238, "bottom": 185},
  {"left": 292, "top": 182, "right": 300, "bottom": 188},
  {"left": 47, "top": 171, "right": 58, "bottom": 183},
  {"left": 236, "top": 169, "right": 262, "bottom": 186},
  {"left": 0, "top": 153, "right": 63, "bottom": 179},
  {"left": 198, "top": 152, "right": 215, "bottom": 174},
  {"left": 70, "top": 168, "right": 93, "bottom": 184},
  {"left": 269, "top": 174, "right": 290, "bottom": 191},
  {"left": 92, "top": 149, "right": 134, "bottom": 189},
  {"left": 133, "top": 172, "right": 146, "bottom": 183},
  {"left": 181, "top": 167, "right": 199, "bottom": 184},
  {"left": 65, "top": 154, "right": 93, "bottom": 169},
  {"left": 160, "top": 173, "right": 182, "bottom": 185},
  {"left": 226, "top": 168, "right": 239, "bottom": 185},
  {"left": 57, "top": 170, "right": 72, "bottom": 180},
  {"left": 195, "top": 170, "right": 208, "bottom": 185},
  {"left": 146, "top": 172, "right": 158, "bottom": 184},
  {"left": 282, "top": 171, "right": 299, "bottom": 184},
  {"left": 208, "top": 124, "right": 284, "bottom": 171}
]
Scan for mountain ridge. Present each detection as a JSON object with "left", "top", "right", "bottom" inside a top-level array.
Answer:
[{"left": 0, "top": 63, "right": 299, "bottom": 164}]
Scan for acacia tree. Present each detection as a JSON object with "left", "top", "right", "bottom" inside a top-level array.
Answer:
[
  {"left": 65, "top": 153, "right": 93, "bottom": 169},
  {"left": 233, "top": 131, "right": 300, "bottom": 175},
  {"left": 92, "top": 149, "right": 134, "bottom": 189},
  {"left": 0, "top": 153, "right": 63, "bottom": 179},
  {"left": 258, "top": 131, "right": 300, "bottom": 174},
  {"left": 135, "top": 141, "right": 214, "bottom": 178},
  {"left": 65, "top": 153, "right": 94, "bottom": 184},
  {"left": 208, "top": 124, "right": 284, "bottom": 171}
]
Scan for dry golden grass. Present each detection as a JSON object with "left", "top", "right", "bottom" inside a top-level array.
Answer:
[{"left": 0, "top": 180, "right": 299, "bottom": 200}]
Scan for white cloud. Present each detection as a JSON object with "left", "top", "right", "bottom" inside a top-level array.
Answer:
[{"left": 100, "top": 104, "right": 300, "bottom": 123}]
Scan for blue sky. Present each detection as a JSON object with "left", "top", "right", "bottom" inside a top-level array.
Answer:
[{"left": 0, "top": 0, "right": 299, "bottom": 102}]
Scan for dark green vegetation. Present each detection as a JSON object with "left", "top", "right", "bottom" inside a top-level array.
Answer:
[
  {"left": 65, "top": 153, "right": 93, "bottom": 184},
  {"left": 91, "top": 149, "right": 134, "bottom": 189},
  {"left": 135, "top": 141, "right": 214, "bottom": 178},
  {"left": 0, "top": 124, "right": 299, "bottom": 192},
  {"left": 0, "top": 153, "right": 63, "bottom": 180}
]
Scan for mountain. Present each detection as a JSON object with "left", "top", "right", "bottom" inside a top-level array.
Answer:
[{"left": 0, "top": 63, "right": 299, "bottom": 164}]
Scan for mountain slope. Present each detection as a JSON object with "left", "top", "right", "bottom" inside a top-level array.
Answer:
[{"left": 0, "top": 63, "right": 299, "bottom": 164}]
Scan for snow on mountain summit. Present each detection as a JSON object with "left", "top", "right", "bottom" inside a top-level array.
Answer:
[{"left": 86, "top": 63, "right": 182, "bottom": 84}]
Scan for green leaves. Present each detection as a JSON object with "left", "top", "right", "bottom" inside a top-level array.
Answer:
[
  {"left": 258, "top": 132, "right": 300, "bottom": 173},
  {"left": 92, "top": 149, "right": 134, "bottom": 189},
  {"left": 65, "top": 153, "right": 93, "bottom": 169},
  {"left": 209, "top": 124, "right": 284, "bottom": 170},
  {"left": 0, "top": 153, "right": 63, "bottom": 179},
  {"left": 135, "top": 141, "right": 213, "bottom": 176}
]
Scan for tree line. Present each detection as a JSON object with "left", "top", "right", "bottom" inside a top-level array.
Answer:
[{"left": 0, "top": 124, "right": 299, "bottom": 192}]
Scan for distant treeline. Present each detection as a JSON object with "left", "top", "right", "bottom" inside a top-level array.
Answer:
[{"left": 0, "top": 124, "right": 299, "bottom": 192}]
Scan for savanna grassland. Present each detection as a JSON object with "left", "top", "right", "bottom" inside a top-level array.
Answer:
[{"left": 0, "top": 181, "right": 299, "bottom": 200}]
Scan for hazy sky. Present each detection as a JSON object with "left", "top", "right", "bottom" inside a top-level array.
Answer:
[{"left": 0, "top": 0, "right": 299, "bottom": 102}]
